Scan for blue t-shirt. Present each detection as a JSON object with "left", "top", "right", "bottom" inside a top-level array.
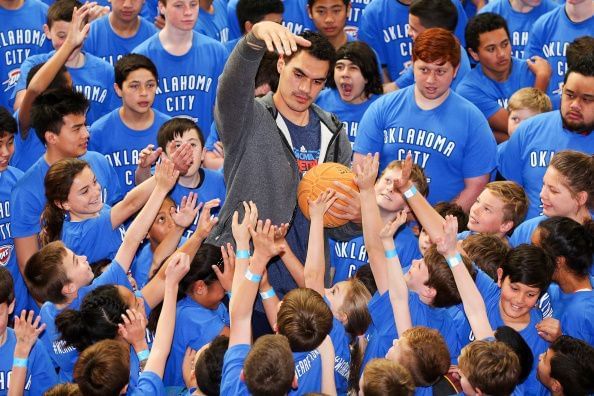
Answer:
[
  {"left": 456, "top": 57, "right": 536, "bottom": 119},
  {"left": 479, "top": 0, "right": 559, "bottom": 58},
  {"left": 14, "top": 51, "right": 116, "bottom": 125},
  {"left": 39, "top": 261, "right": 131, "bottom": 382},
  {"left": 354, "top": 85, "right": 496, "bottom": 204},
  {"left": 61, "top": 206, "right": 125, "bottom": 264},
  {"left": 10, "top": 108, "right": 44, "bottom": 172},
  {"left": 169, "top": 168, "right": 226, "bottom": 238},
  {"left": 225, "top": 0, "right": 241, "bottom": 41},
  {"left": 0, "top": 328, "right": 58, "bottom": 395},
  {"left": 164, "top": 296, "right": 230, "bottom": 386},
  {"left": 10, "top": 151, "right": 121, "bottom": 239},
  {"left": 220, "top": 344, "right": 250, "bottom": 396},
  {"left": 323, "top": 297, "right": 350, "bottom": 395},
  {"left": 290, "top": 349, "right": 322, "bottom": 395},
  {"left": 315, "top": 89, "right": 379, "bottom": 146},
  {"left": 330, "top": 223, "right": 421, "bottom": 284},
  {"left": 282, "top": 0, "right": 315, "bottom": 34},
  {"left": 395, "top": 45, "right": 472, "bottom": 91},
  {"left": 195, "top": 0, "right": 230, "bottom": 43},
  {"left": 89, "top": 108, "right": 170, "bottom": 195},
  {"left": 361, "top": 291, "right": 396, "bottom": 368},
  {"left": 553, "top": 290, "right": 594, "bottom": 346},
  {"left": 85, "top": 14, "right": 158, "bottom": 65},
  {"left": 0, "top": 0, "right": 52, "bottom": 109},
  {"left": 509, "top": 215, "right": 545, "bottom": 247},
  {"left": 129, "top": 371, "right": 165, "bottom": 396},
  {"left": 133, "top": 32, "right": 227, "bottom": 134},
  {"left": 525, "top": 6, "right": 594, "bottom": 100},
  {"left": 497, "top": 111, "right": 594, "bottom": 219}
]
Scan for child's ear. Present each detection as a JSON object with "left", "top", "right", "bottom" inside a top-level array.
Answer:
[
  {"left": 8, "top": 300, "right": 15, "bottom": 315},
  {"left": 192, "top": 280, "right": 207, "bottom": 296},
  {"left": 57, "top": 200, "right": 70, "bottom": 212},
  {"left": 307, "top": 4, "right": 313, "bottom": 19},
  {"left": 576, "top": 191, "right": 588, "bottom": 207},
  {"left": 200, "top": 147, "right": 206, "bottom": 162},
  {"left": 496, "top": 267, "right": 504, "bottom": 287},
  {"left": 499, "top": 220, "right": 514, "bottom": 235},
  {"left": 273, "top": 322, "right": 279, "bottom": 333},
  {"left": 61, "top": 282, "right": 76, "bottom": 297},
  {"left": 424, "top": 286, "right": 437, "bottom": 302},
  {"left": 239, "top": 369, "right": 246, "bottom": 382},
  {"left": 292, "top": 374, "right": 298, "bottom": 389},
  {"left": 550, "top": 378, "right": 562, "bottom": 393},
  {"left": 114, "top": 82, "right": 123, "bottom": 98},
  {"left": 43, "top": 24, "right": 51, "bottom": 40},
  {"left": 468, "top": 47, "right": 480, "bottom": 63}
]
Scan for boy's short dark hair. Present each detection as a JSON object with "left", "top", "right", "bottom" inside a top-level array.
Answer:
[
  {"left": 409, "top": 0, "right": 458, "bottom": 33},
  {"left": 500, "top": 244, "right": 554, "bottom": 294},
  {"left": 549, "top": 336, "right": 594, "bottom": 395},
  {"left": 24, "top": 241, "right": 70, "bottom": 304},
  {"left": 114, "top": 54, "right": 158, "bottom": 89},
  {"left": 465, "top": 13, "right": 510, "bottom": 53},
  {"left": 566, "top": 36, "right": 594, "bottom": 73},
  {"left": 26, "top": 62, "right": 70, "bottom": 91},
  {"left": 255, "top": 52, "right": 280, "bottom": 94},
  {"left": 276, "top": 288, "right": 333, "bottom": 352},
  {"left": 157, "top": 117, "right": 205, "bottom": 152},
  {"left": 30, "top": 88, "right": 88, "bottom": 144},
  {"left": 283, "top": 31, "right": 336, "bottom": 77},
  {"left": 195, "top": 335, "right": 229, "bottom": 395},
  {"left": 236, "top": 0, "right": 284, "bottom": 34},
  {"left": 0, "top": 106, "right": 17, "bottom": 139},
  {"left": 424, "top": 245, "right": 474, "bottom": 308},
  {"left": 354, "top": 263, "right": 377, "bottom": 296},
  {"left": 47, "top": 0, "right": 82, "bottom": 28},
  {"left": 244, "top": 334, "right": 295, "bottom": 396},
  {"left": 461, "top": 233, "right": 510, "bottom": 281},
  {"left": 433, "top": 202, "right": 468, "bottom": 232},
  {"left": 0, "top": 267, "right": 15, "bottom": 305},
  {"left": 73, "top": 339, "right": 130, "bottom": 396}
]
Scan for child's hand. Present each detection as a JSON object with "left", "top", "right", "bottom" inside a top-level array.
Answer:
[
  {"left": 118, "top": 309, "right": 148, "bottom": 350},
  {"left": 212, "top": 243, "right": 235, "bottom": 292},
  {"left": 65, "top": 5, "right": 91, "bottom": 50},
  {"left": 171, "top": 192, "right": 200, "bottom": 229},
  {"left": 212, "top": 141, "right": 224, "bottom": 158},
  {"left": 251, "top": 219, "right": 284, "bottom": 262},
  {"left": 536, "top": 317, "right": 562, "bottom": 342},
  {"left": 392, "top": 152, "right": 413, "bottom": 193},
  {"left": 154, "top": 158, "right": 179, "bottom": 192},
  {"left": 379, "top": 210, "right": 408, "bottom": 241},
  {"left": 354, "top": 153, "right": 379, "bottom": 191},
  {"left": 85, "top": 1, "right": 109, "bottom": 22},
  {"left": 308, "top": 189, "right": 337, "bottom": 220},
  {"left": 232, "top": 201, "right": 258, "bottom": 246},
  {"left": 138, "top": 144, "right": 163, "bottom": 170},
  {"left": 435, "top": 215, "right": 459, "bottom": 258},
  {"left": 182, "top": 347, "right": 198, "bottom": 388},
  {"left": 194, "top": 199, "right": 220, "bottom": 239},
  {"left": 168, "top": 142, "right": 193, "bottom": 175},
  {"left": 13, "top": 310, "right": 45, "bottom": 358},
  {"left": 165, "top": 252, "right": 191, "bottom": 286}
]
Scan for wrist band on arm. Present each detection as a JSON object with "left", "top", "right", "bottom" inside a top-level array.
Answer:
[
  {"left": 446, "top": 253, "right": 463, "bottom": 268},
  {"left": 260, "top": 288, "right": 276, "bottom": 300},
  {"left": 13, "top": 358, "right": 27, "bottom": 368},
  {"left": 137, "top": 349, "right": 150, "bottom": 361},
  {"left": 245, "top": 269, "right": 262, "bottom": 283},
  {"left": 403, "top": 185, "right": 417, "bottom": 199},
  {"left": 385, "top": 249, "right": 398, "bottom": 259},
  {"left": 236, "top": 250, "right": 250, "bottom": 259}
]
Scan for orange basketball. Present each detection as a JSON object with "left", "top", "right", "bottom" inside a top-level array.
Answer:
[{"left": 297, "top": 162, "right": 359, "bottom": 228}]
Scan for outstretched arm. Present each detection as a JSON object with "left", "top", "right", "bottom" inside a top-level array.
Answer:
[{"left": 8, "top": 311, "right": 46, "bottom": 396}]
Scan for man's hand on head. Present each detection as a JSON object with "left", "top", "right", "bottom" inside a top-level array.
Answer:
[{"left": 251, "top": 21, "right": 311, "bottom": 56}]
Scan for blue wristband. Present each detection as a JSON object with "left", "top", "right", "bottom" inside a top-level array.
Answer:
[
  {"left": 245, "top": 269, "right": 262, "bottom": 283},
  {"left": 385, "top": 249, "right": 398, "bottom": 259},
  {"left": 260, "top": 288, "right": 276, "bottom": 300},
  {"left": 236, "top": 250, "right": 250, "bottom": 259},
  {"left": 403, "top": 185, "right": 417, "bottom": 199},
  {"left": 137, "top": 349, "right": 150, "bottom": 361},
  {"left": 13, "top": 358, "right": 28, "bottom": 368},
  {"left": 446, "top": 253, "right": 463, "bottom": 268}
]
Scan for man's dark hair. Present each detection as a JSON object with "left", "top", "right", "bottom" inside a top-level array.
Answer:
[
  {"left": 114, "top": 54, "right": 158, "bottom": 88},
  {"left": 0, "top": 106, "right": 17, "bottom": 139},
  {"left": 31, "top": 88, "right": 89, "bottom": 144},
  {"left": 236, "top": 0, "right": 284, "bottom": 34},
  {"left": 409, "top": 0, "right": 458, "bottom": 33},
  {"left": 465, "top": 12, "right": 510, "bottom": 53}
]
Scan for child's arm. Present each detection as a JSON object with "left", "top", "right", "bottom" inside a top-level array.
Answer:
[
  {"left": 8, "top": 311, "right": 46, "bottom": 396},
  {"left": 275, "top": 224, "right": 305, "bottom": 287},
  {"left": 259, "top": 269, "right": 280, "bottom": 329},
  {"left": 230, "top": 201, "right": 258, "bottom": 294},
  {"left": 17, "top": 5, "right": 89, "bottom": 134},
  {"left": 436, "top": 215, "right": 493, "bottom": 340},
  {"left": 355, "top": 153, "right": 388, "bottom": 294},
  {"left": 114, "top": 159, "right": 178, "bottom": 273},
  {"left": 319, "top": 335, "right": 337, "bottom": 396},
  {"left": 143, "top": 252, "right": 190, "bottom": 377},
  {"left": 229, "top": 219, "right": 283, "bottom": 347},
  {"left": 118, "top": 309, "right": 150, "bottom": 371},
  {"left": 381, "top": 210, "right": 413, "bottom": 334},
  {"left": 304, "top": 190, "right": 337, "bottom": 295}
]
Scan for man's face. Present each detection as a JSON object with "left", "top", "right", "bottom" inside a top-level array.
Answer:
[
  {"left": 48, "top": 113, "right": 90, "bottom": 158},
  {"left": 413, "top": 58, "right": 457, "bottom": 100},
  {"left": 308, "top": 0, "right": 349, "bottom": 40},
  {"left": 276, "top": 51, "right": 329, "bottom": 114},
  {"left": 561, "top": 72, "right": 594, "bottom": 132},
  {"left": 470, "top": 28, "right": 512, "bottom": 77}
]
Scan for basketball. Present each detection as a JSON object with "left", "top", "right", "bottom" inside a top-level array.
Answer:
[{"left": 297, "top": 162, "right": 359, "bottom": 228}]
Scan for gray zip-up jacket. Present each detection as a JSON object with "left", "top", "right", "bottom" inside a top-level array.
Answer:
[{"left": 207, "top": 32, "right": 360, "bottom": 254}]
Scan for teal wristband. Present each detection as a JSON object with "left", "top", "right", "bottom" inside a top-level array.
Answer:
[
  {"left": 403, "top": 185, "right": 417, "bottom": 199},
  {"left": 446, "top": 253, "right": 463, "bottom": 268},
  {"left": 13, "top": 357, "right": 27, "bottom": 368},
  {"left": 137, "top": 349, "right": 150, "bottom": 361},
  {"left": 236, "top": 250, "right": 250, "bottom": 259},
  {"left": 385, "top": 249, "right": 398, "bottom": 259},
  {"left": 245, "top": 269, "right": 262, "bottom": 283},
  {"left": 260, "top": 288, "right": 276, "bottom": 300}
]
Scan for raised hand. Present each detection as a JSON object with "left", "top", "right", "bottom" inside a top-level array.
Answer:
[
  {"left": 138, "top": 144, "right": 163, "bottom": 170},
  {"left": 273, "top": 223, "right": 289, "bottom": 253},
  {"left": 379, "top": 210, "right": 408, "bottom": 241},
  {"left": 171, "top": 192, "right": 200, "bottom": 229},
  {"left": 232, "top": 201, "right": 258, "bottom": 246},
  {"left": 13, "top": 310, "right": 46, "bottom": 357},
  {"left": 154, "top": 158, "right": 179, "bottom": 192},
  {"left": 536, "top": 317, "right": 562, "bottom": 343},
  {"left": 212, "top": 243, "right": 236, "bottom": 292},
  {"left": 435, "top": 215, "right": 459, "bottom": 258},
  {"left": 165, "top": 252, "right": 191, "bottom": 286},
  {"left": 118, "top": 309, "right": 148, "bottom": 349},
  {"left": 392, "top": 152, "right": 413, "bottom": 193},
  {"left": 66, "top": 4, "right": 92, "bottom": 50},
  {"left": 168, "top": 141, "right": 193, "bottom": 176},
  {"left": 250, "top": 219, "right": 284, "bottom": 261},
  {"left": 308, "top": 189, "right": 337, "bottom": 220},
  {"left": 195, "top": 199, "right": 220, "bottom": 239},
  {"left": 251, "top": 21, "right": 311, "bottom": 55},
  {"left": 354, "top": 153, "right": 379, "bottom": 191}
]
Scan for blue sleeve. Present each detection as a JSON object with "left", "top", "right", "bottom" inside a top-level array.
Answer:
[
  {"left": 13, "top": 56, "right": 39, "bottom": 94},
  {"left": 456, "top": 80, "right": 503, "bottom": 119},
  {"left": 353, "top": 98, "right": 386, "bottom": 155},
  {"left": 27, "top": 340, "right": 59, "bottom": 395},
  {"left": 10, "top": 181, "right": 43, "bottom": 237},
  {"left": 221, "top": 344, "right": 250, "bottom": 396},
  {"left": 395, "top": 67, "right": 414, "bottom": 89},
  {"left": 357, "top": 8, "right": 385, "bottom": 66},
  {"left": 474, "top": 268, "right": 500, "bottom": 308},
  {"left": 130, "top": 371, "right": 165, "bottom": 396},
  {"left": 205, "top": 122, "right": 220, "bottom": 151},
  {"left": 462, "top": 111, "right": 497, "bottom": 178},
  {"left": 497, "top": 123, "right": 526, "bottom": 185},
  {"left": 524, "top": 16, "right": 546, "bottom": 58}
]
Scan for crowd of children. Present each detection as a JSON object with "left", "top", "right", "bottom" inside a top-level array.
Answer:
[{"left": 0, "top": 0, "right": 593, "bottom": 393}]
